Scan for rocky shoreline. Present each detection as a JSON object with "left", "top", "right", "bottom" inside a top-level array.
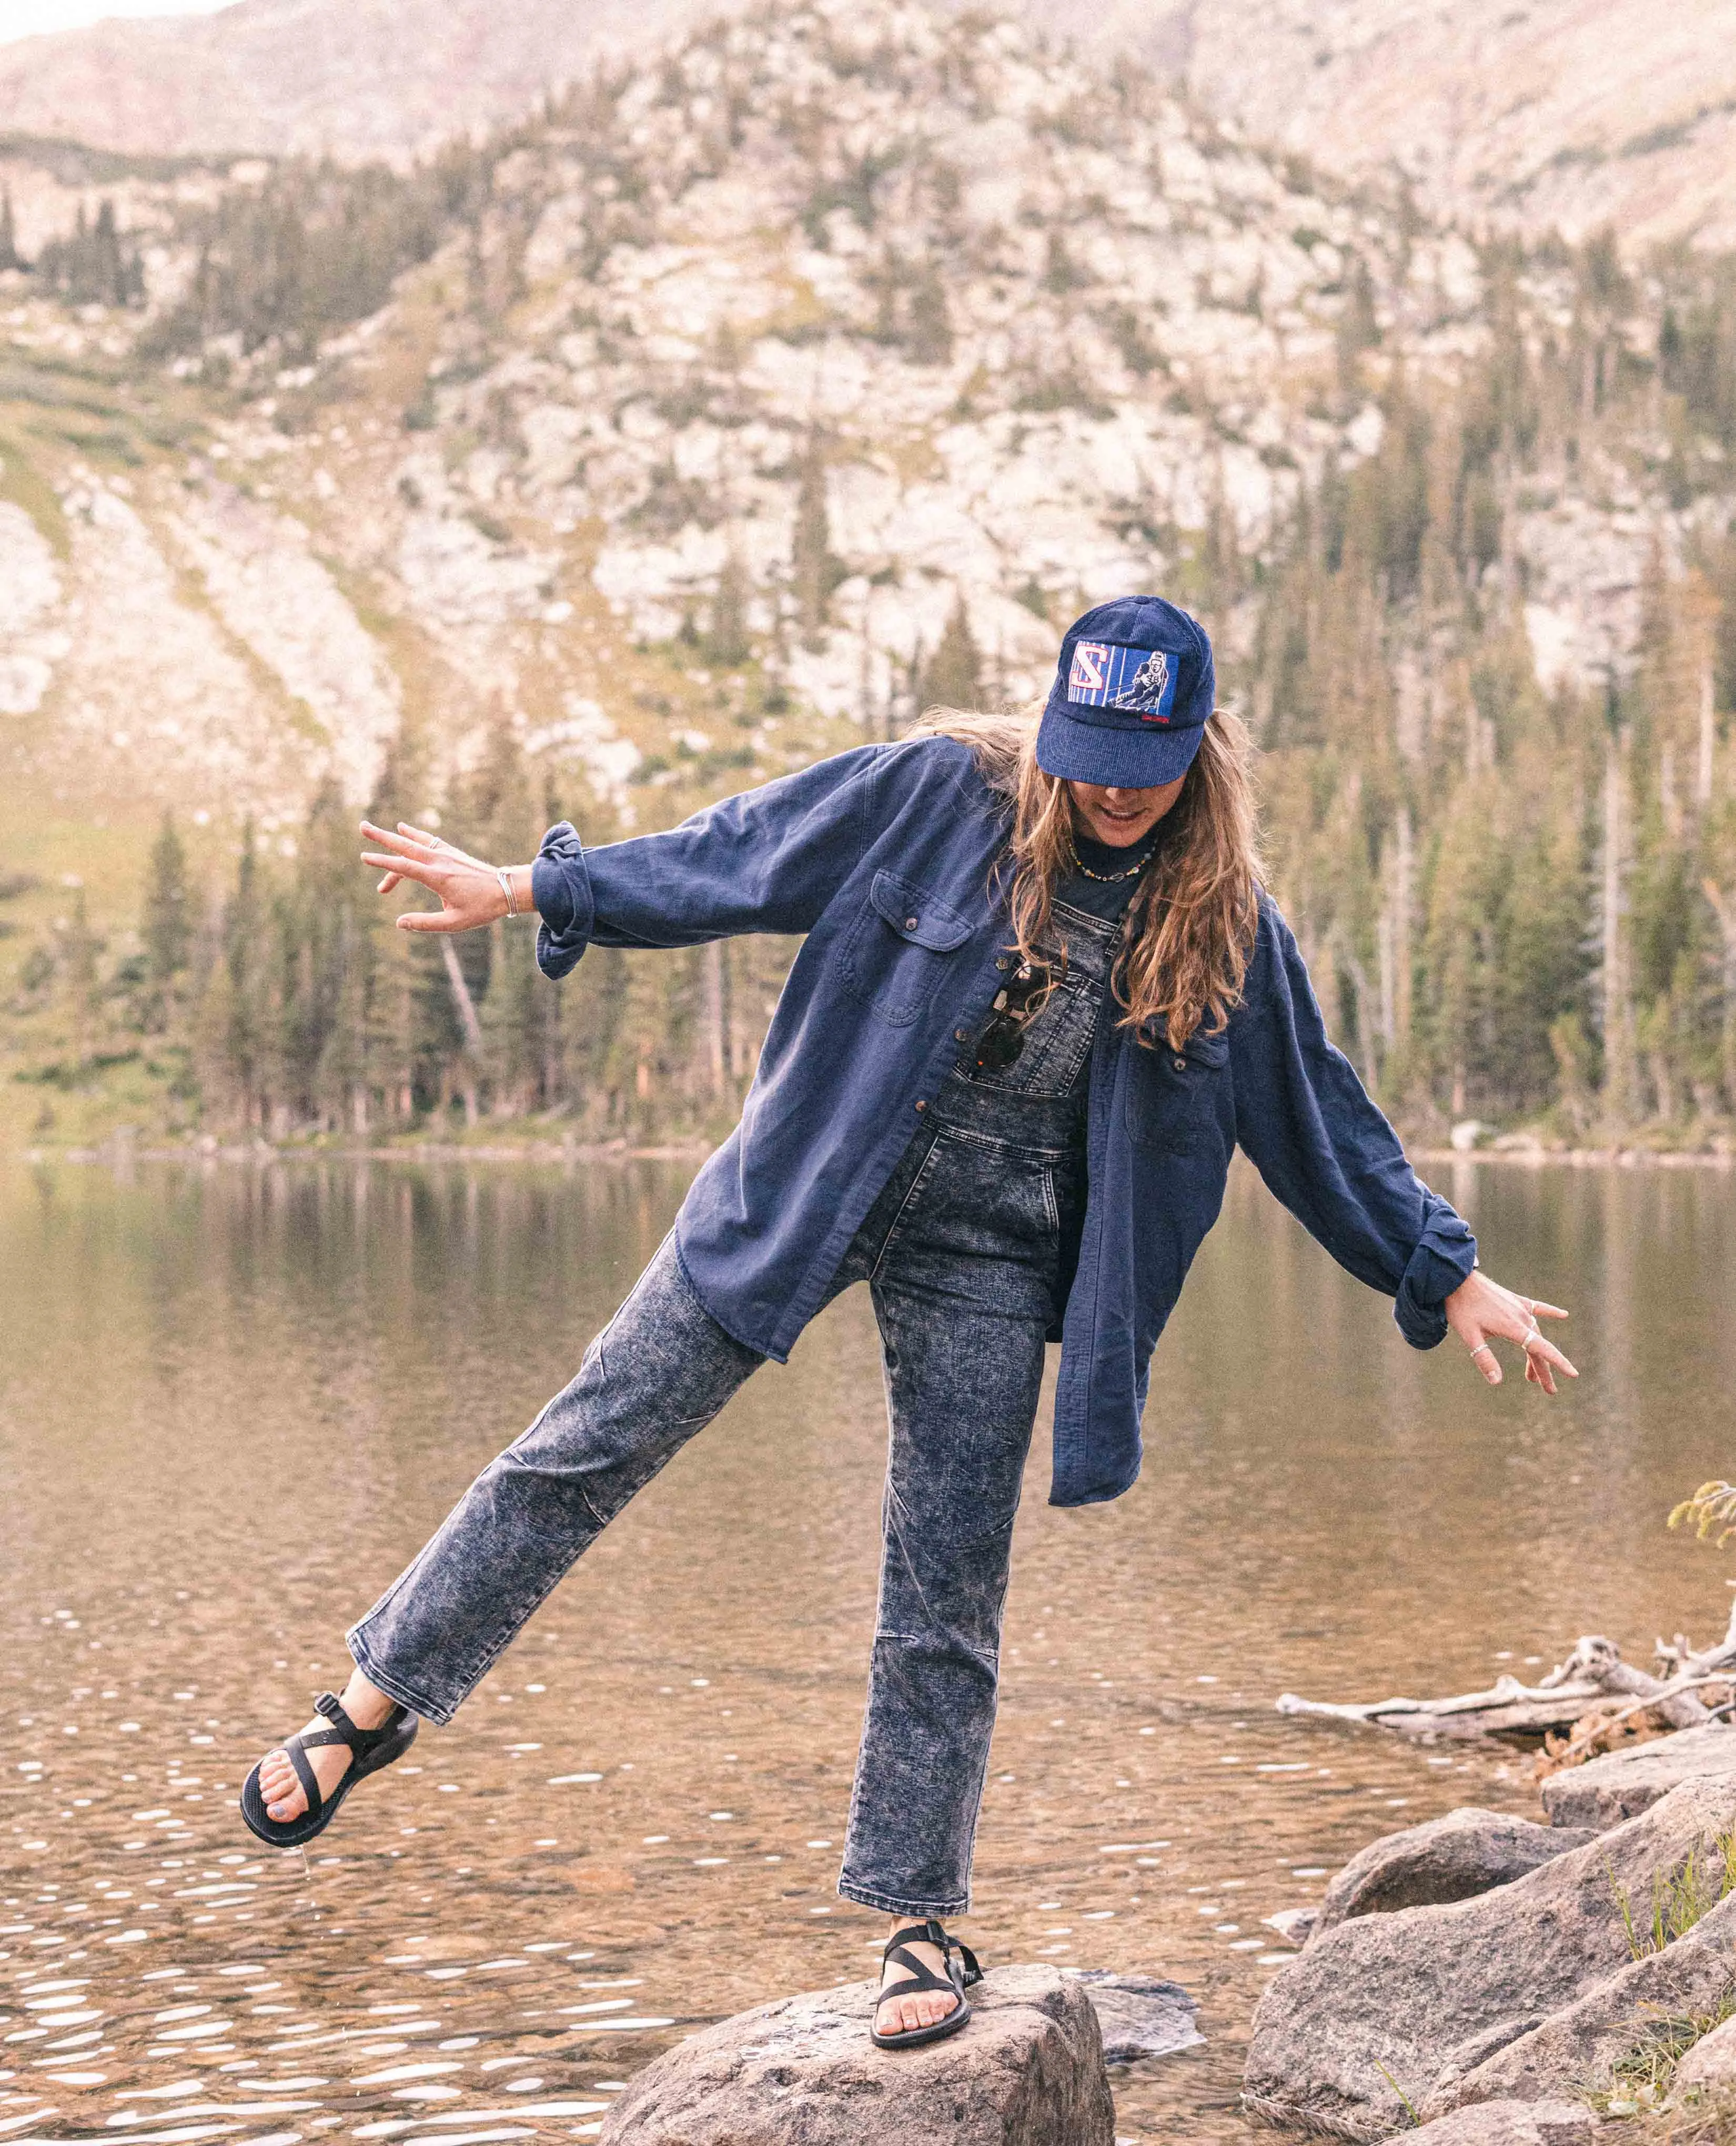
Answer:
[
  {"left": 23, "top": 1133, "right": 1736, "bottom": 1174},
  {"left": 1245, "top": 1726, "right": 1736, "bottom": 2143},
  {"left": 584, "top": 1719, "right": 1736, "bottom": 2143}
]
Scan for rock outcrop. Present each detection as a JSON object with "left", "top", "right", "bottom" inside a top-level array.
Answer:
[
  {"left": 1313, "top": 1810, "right": 1594, "bottom": 1937},
  {"left": 598, "top": 1963, "right": 1115, "bottom": 2144},
  {"left": 1422, "top": 1894, "right": 1736, "bottom": 2118},
  {"left": 1673, "top": 2012, "right": 1736, "bottom": 2100},
  {"left": 1066, "top": 1970, "right": 1203, "bottom": 2063},
  {"left": 9, "top": 0, "right": 1736, "bottom": 255},
  {"left": 1394, "top": 2100, "right": 1598, "bottom": 2146},
  {"left": 1243, "top": 1774, "right": 1736, "bottom": 2140},
  {"left": 1540, "top": 1724, "right": 1736, "bottom": 1831}
]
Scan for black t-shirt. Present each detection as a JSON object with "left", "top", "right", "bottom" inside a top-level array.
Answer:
[{"left": 1057, "top": 823, "right": 1164, "bottom": 923}]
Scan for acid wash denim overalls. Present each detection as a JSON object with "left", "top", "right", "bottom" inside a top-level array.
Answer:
[{"left": 352, "top": 898, "right": 1121, "bottom": 1917}]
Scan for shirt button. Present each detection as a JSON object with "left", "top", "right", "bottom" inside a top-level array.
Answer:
[
  {"left": 905, "top": 915, "right": 920, "bottom": 930},
  {"left": 914, "top": 1099, "right": 927, "bottom": 1112},
  {"left": 1173, "top": 1056, "right": 1187, "bottom": 1071},
  {"left": 955, "top": 1028, "right": 970, "bottom": 1042},
  {"left": 995, "top": 957, "right": 1010, "bottom": 971}
]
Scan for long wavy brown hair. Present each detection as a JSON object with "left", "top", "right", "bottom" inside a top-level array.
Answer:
[{"left": 911, "top": 703, "right": 1263, "bottom": 1049}]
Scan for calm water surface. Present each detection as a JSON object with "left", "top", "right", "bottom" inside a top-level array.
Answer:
[{"left": 4, "top": 1155, "right": 1735, "bottom": 2143}]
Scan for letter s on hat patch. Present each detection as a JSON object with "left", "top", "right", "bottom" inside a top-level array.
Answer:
[{"left": 1066, "top": 641, "right": 1179, "bottom": 723}]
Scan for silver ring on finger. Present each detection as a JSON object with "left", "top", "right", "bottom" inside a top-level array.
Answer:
[{"left": 1470, "top": 1341, "right": 1495, "bottom": 1360}]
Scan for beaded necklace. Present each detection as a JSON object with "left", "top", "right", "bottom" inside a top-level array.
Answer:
[{"left": 1068, "top": 833, "right": 1160, "bottom": 884}]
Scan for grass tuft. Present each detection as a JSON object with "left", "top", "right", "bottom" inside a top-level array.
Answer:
[
  {"left": 1372, "top": 2062, "right": 1421, "bottom": 2130},
  {"left": 1657, "top": 2088, "right": 1736, "bottom": 2144},
  {"left": 1610, "top": 1831, "right": 1736, "bottom": 1961},
  {"left": 1587, "top": 1992, "right": 1736, "bottom": 2116}
]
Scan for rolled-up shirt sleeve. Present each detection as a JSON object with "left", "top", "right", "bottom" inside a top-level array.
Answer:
[
  {"left": 1230, "top": 893, "right": 1477, "bottom": 1347},
  {"left": 527, "top": 740, "right": 890, "bottom": 983},
  {"left": 531, "top": 822, "right": 593, "bottom": 980}
]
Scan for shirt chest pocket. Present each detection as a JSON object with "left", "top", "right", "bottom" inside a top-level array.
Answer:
[
  {"left": 1128, "top": 1025, "right": 1232, "bottom": 1152},
  {"left": 837, "top": 869, "right": 974, "bottom": 1028}
]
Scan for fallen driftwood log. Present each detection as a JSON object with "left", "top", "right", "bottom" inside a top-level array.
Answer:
[{"left": 1276, "top": 1594, "right": 1736, "bottom": 1749}]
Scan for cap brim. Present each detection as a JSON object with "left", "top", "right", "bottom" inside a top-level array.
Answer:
[{"left": 1035, "top": 705, "right": 1204, "bottom": 788}]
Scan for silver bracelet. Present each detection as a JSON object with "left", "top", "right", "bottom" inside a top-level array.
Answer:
[{"left": 497, "top": 865, "right": 519, "bottom": 919}]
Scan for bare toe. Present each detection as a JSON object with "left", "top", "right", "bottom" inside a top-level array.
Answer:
[
  {"left": 260, "top": 1750, "right": 306, "bottom": 1821},
  {"left": 255, "top": 1715, "right": 358, "bottom": 1826},
  {"left": 876, "top": 1932, "right": 964, "bottom": 2041}
]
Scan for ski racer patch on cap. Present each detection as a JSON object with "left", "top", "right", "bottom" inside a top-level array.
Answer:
[{"left": 1065, "top": 640, "right": 1180, "bottom": 722}]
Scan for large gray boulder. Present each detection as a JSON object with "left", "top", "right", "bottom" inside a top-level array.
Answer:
[
  {"left": 1395, "top": 2100, "right": 1597, "bottom": 2146},
  {"left": 1423, "top": 1892, "right": 1736, "bottom": 2115},
  {"left": 1540, "top": 1723, "right": 1736, "bottom": 1830},
  {"left": 1244, "top": 1774, "right": 1736, "bottom": 2140},
  {"left": 599, "top": 1963, "right": 1114, "bottom": 2144},
  {"left": 1314, "top": 1810, "right": 1594, "bottom": 1937},
  {"left": 1672, "top": 2011, "right": 1736, "bottom": 2100}
]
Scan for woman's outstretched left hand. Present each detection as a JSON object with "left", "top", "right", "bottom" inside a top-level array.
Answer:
[{"left": 1445, "top": 1270, "right": 1577, "bottom": 1393}]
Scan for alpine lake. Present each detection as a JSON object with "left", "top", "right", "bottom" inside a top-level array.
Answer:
[{"left": 4, "top": 1150, "right": 1734, "bottom": 2143}]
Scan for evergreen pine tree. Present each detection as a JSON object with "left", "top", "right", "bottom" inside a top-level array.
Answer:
[
  {"left": 64, "top": 890, "right": 100, "bottom": 1074},
  {"left": 141, "top": 813, "right": 191, "bottom": 1034},
  {"left": 708, "top": 551, "right": 752, "bottom": 666},
  {"left": 220, "top": 823, "right": 268, "bottom": 1129},
  {"left": 792, "top": 431, "right": 832, "bottom": 650},
  {"left": 906, "top": 267, "right": 953, "bottom": 364},
  {"left": 920, "top": 591, "right": 983, "bottom": 712}
]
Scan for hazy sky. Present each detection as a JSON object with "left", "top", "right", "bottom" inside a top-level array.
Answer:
[{"left": 1, "top": 0, "right": 230, "bottom": 43}]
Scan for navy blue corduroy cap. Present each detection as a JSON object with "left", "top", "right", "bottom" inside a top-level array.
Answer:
[{"left": 1035, "top": 594, "right": 1215, "bottom": 788}]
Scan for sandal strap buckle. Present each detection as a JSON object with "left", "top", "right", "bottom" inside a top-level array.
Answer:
[
  {"left": 314, "top": 1690, "right": 404, "bottom": 1750},
  {"left": 312, "top": 1691, "right": 359, "bottom": 1744}
]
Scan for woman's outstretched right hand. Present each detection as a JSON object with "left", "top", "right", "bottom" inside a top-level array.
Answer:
[{"left": 360, "top": 821, "right": 531, "bottom": 934}]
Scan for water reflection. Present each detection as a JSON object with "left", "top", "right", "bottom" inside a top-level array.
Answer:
[{"left": 3, "top": 1155, "right": 1732, "bottom": 2142}]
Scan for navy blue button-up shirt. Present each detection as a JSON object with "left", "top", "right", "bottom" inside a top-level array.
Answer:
[{"left": 532, "top": 735, "right": 1476, "bottom": 1507}]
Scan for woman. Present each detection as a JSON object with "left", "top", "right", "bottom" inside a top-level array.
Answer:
[{"left": 242, "top": 594, "right": 1574, "bottom": 2050}]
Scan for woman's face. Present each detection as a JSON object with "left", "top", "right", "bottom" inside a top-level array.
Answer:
[{"left": 1067, "top": 775, "right": 1186, "bottom": 848}]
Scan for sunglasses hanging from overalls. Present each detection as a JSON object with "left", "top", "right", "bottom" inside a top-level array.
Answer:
[
  {"left": 970, "top": 848, "right": 1162, "bottom": 1075},
  {"left": 972, "top": 957, "right": 1059, "bottom": 1071}
]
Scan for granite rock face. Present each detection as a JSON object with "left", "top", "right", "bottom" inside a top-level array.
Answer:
[
  {"left": 599, "top": 1963, "right": 1115, "bottom": 2144},
  {"left": 1673, "top": 2012, "right": 1736, "bottom": 2100},
  {"left": 1540, "top": 1725, "right": 1736, "bottom": 1831},
  {"left": 1313, "top": 1810, "right": 1594, "bottom": 1937},
  {"left": 1243, "top": 1775, "right": 1736, "bottom": 2140},
  {"left": 1394, "top": 2100, "right": 1598, "bottom": 2146},
  {"left": 1421, "top": 1894, "right": 1736, "bottom": 2118}
]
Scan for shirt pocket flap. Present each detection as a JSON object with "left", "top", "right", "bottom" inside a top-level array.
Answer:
[
  {"left": 869, "top": 870, "right": 972, "bottom": 953},
  {"left": 1145, "top": 1022, "right": 1231, "bottom": 1071}
]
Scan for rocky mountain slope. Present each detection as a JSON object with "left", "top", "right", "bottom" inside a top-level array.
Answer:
[
  {"left": 5, "top": 0, "right": 1736, "bottom": 250},
  {"left": 2, "top": 0, "right": 1457, "bottom": 833},
  {"left": 1168, "top": 0, "right": 1736, "bottom": 252},
  {"left": 1, "top": 0, "right": 1733, "bottom": 1147},
  {"left": 0, "top": 0, "right": 693, "bottom": 166}
]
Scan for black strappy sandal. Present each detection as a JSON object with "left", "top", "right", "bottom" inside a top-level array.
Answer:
[
  {"left": 870, "top": 1917, "right": 982, "bottom": 2051},
  {"left": 239, "top": 1691, "right": 418, "bottom": 1849}
]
